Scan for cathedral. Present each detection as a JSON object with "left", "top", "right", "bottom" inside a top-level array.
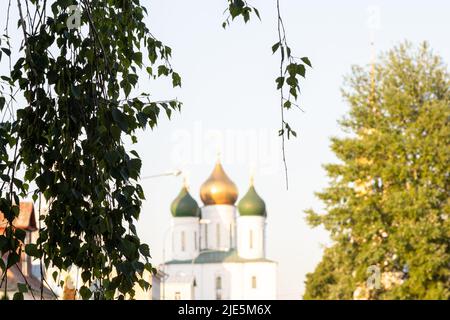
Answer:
[{"left": 161, "top": 159, "right": 277, "bottom": 300}]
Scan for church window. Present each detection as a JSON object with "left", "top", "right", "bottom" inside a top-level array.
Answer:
[
  {"left": 229, "top": 224, "right": 233, "bottom": 248},
  {"left": 251, "top": 276, "right": 257, "bottom": 289},
  {"left": 249, "top": 230, "right": 254, "bottom": 249},
  {"left": 216, "top": 276, "right": 222, "bottom": 289},
  {"left": 205, "top": 224, "right": 208, "bottom": 248},
  {"left": 216, "top": 224, "right": 221, "bottom": 248},
  {"left": 215, "top": 276, "right": 222, "bottom": 300},
  {"left": 194, "top": 231, "right": 197, "bottom": 250},
  {"left": 181, "top": 231, "right": 186, "bottom": 251}
]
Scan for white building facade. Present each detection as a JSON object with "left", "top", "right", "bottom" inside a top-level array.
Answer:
[{"left": 162, "top": 160, "right": 277, "bottom": 300}]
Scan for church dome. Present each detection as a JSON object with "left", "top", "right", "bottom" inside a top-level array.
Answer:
[
  {"left": 171, "top": 186, "right": 200, "bottom": 218},
  {"left": 238, "top": 180, "right": 266, "bottom": 217},
  {"left": 200, "top": 160, "right": 238, "bottom": 205}
]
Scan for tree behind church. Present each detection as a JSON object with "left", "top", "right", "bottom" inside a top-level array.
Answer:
[{"left": 304, "top": 42, "right": 449, "bottom": 300}]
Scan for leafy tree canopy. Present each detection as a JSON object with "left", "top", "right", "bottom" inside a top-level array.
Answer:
[{"left": 304, "top": 42, "right": 449, "bottom": 300}]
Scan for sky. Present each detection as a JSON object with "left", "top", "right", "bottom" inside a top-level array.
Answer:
[{"left": 1, "top": 0, "right": 449, "bottom": 299}]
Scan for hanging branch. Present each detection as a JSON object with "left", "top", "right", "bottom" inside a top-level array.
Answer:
[
  {"left": 222, "top": 0, "right": 260, "bottom": 28},
  {"left": 273, "top": 0, "right": 311, "bottom": 189},
  {"left": 223, "top": 0, "right": 311, "bottom": 189}
]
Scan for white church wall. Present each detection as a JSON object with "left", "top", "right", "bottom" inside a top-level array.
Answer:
[
  {"left": 243, "top": 262, "right": 277, "bottom": 300},
  {"left": 164, "top": 261, "right": 277, "bottom": 300},
  {"left": 237, "top": 216, "right": 266, "bottom": 259},
  {"left": 224, "top": 262, "right": 277, "bottom": 300},
  {"left": 164, "top": 280, "right": 194, "bottom": 300},
  {"left": 171, "top": 217, "right": 199, "bottom": 260},
  {"left": 201, "top": 205, "right": 236, "bottom": 251},
  {"left": 194, "top": 263, "right": 232, "bottom": 300},
  {"left": 164, "top": 263, "right": 231, "bottom": 300}
]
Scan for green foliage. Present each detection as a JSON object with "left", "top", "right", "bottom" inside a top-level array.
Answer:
[
  {"left": 12, "top": 292, "right": 24, "bottom": 300},
  {"left": 222, "top": 0, "right": 260, "bottom": 28},
  {"left": 17, "top": 283, "right": 28, "bottom": 293},
  {"left": 1, "top": 0, "right": 182, "bottom": 299},
  {"left": 79, "top": 286, "right": 92, "bottom": 300},
  {"left": 303, "top": 248, "right": 346, "bottom": 300},
  {"left": 304, "top": 42, "right": 450, "bottom": 300},
  {"left": 273, "top": 0, "right": 311, "bottom": 187}
]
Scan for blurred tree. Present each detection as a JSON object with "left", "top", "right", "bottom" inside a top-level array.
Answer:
[{"left": 304, "top": 42, "right": 449, "bottom": 300}]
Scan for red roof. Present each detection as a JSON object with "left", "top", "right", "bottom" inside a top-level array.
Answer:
[
  {"left": 0, "top": 202, "right": 37, "bottom": 232},
  {"left": 0, "top": 264, "right": 55, "bottom": 299}
]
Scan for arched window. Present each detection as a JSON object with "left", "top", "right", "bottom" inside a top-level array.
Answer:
[
  {"left": 229, "top": 224, "right": 233, "bottom": 248},
  {"left": 215, "top": 276, "right": 222, "bottom": 300},
  {"left": 251, "top": 276, "right": 257, "bottom": 289},
  {"left": 249, "top": 230, "right": 254, "bottom": 249},
  {"left": 216, "top": 276, "right": 222, "bottom": 289},
  {"left": 216, "top": 224, "right": 221, "bottom": 248},
  {"left": 205, "top": 224, "right": 208, "bottom": 248},
  {"left": 194, "top": 231, "right": 197, "bottom": 250},
  {"left": 181, "top": 231, "right": 186, "bottom": 251}
]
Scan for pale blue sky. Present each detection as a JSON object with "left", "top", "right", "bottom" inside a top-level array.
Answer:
[{"left": 1, "top": 0, "right": 449, "bottom": 299}]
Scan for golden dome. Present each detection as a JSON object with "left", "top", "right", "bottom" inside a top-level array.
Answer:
[{"left": 200, "top": 159, "right": 238, "bottom": 205}]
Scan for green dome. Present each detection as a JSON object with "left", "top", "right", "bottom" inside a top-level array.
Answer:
[
  {"left": 238, "top": 185, "right": 266, "bottom": 217},
  {"left": 171, "top": 186, "right": 200, "bottom": 218}
]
